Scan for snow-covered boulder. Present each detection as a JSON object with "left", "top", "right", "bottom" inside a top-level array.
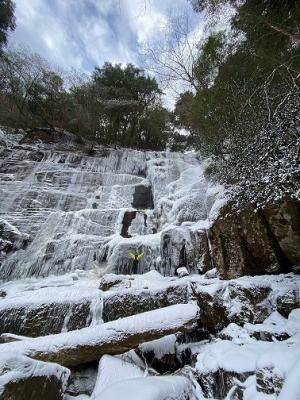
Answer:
[
  {"left": 91, "top": 355, "right": 144, "bottom": 398},
  {"left": 93, "top": 375, "right": 196, "bottom": 400},
  {"left": 138, "top": 334, "right": 179, "bottom": 373},
  {"left": 0, "top": 352, "right": 70, "bottom": 400},
  {"left": 0, "top": 303, "right": 199, "bottom": 367},
  {"left": 194, "top": 273, "right": 300, "bottom": 332},
  {"left": 177, "top": 267, "right": 189, "bottom": 278},
  {"left": 102, "top": 278, "right": 190, "bottom": 322}
]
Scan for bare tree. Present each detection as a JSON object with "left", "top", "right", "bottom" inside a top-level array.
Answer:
[{"left": 143, "top": 12, "right": 202, "bottom": 93}]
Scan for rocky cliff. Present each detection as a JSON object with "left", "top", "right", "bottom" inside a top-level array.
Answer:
[{"left": 0, "top": 128, "right": 299, "bottom": 400}]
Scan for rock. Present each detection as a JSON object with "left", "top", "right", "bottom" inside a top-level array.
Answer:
[
  {"left": 91, "top": 355, "right": 145, "bottom": 398},
  {"left": 138, "top": 335, "right": 180, "bottom": 373},
  {"left": 102, "top": 281, "right": 190, "bottom": 322},
  {"left": 0, "top": 290, "right": 6, "bottom": 298},
  {"left": 0, "top": 333, "right": 27, "bottom": 344},
  {"left": 160, "top": 225, "right": 211, "bottom": 276},
  {"left": 277, "top": 289, "right": 300, "bottom": 318},
  {"left": 256, "top": 367, "right": 284, "bottom": 395},
  {"left": 193, "top": 274, "right": 300, "bottom": 333},
  {"left": 0, "top": 298, "right": 96, "bottom": 337},
  {"left": 177, "top": 267, "right": 189, "bottom": 278},
  {"left": 208, "top": 197, "right": 299, "bottom": 279},
  {"left": 67, "top": 363, "right": 98, "bottom": 397},
  {"left": 0, "top": 303, "right": 200, "bottom": 367},
  {"left": 132, "top": 184, "right": 154, "bottom": 209},
  {"left": 99, "top": 274, "right": 124, "bottom": 291},
  {"left": 92, "top": 375, "right": 195, "bottom": 400},
  {"left": 0, "top": 352, "right": 70, "bottom": 400}
]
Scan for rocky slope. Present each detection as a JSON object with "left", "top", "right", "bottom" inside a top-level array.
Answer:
[{"left": 0, "top": 127, "right": 299, "bottom": 400}]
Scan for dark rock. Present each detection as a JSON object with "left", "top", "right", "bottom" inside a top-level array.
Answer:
[
  {"left": 0, "top": 353, "right": 70, "bottom": 400},
  {"left": 99, "top": 274, "right": 124, "bottom": 291},
  {"left": 208, "top": 197, "right": 299, "bottom": 279},
  {"left": 102, "top": 282, "right": 190, "bottom": 322},
  {"left": 256, "top": 367, "right": 284, "bottom": 395},
  {"left": 121, "top": 211, "right": 137, "bottom": 238},
  {"left": 132, "top": 184, "right": 154, "bottom": 209},
  {"left": 0, "top": 289, "right": 6, "bottom": 298},
  {"left": 277, "top": 289, "right": 300, "bottom": 318},
  {"left": 0, "top": 300, "right": 94, "bottom": 337},
  {"left": 67, "top": 362, "right": 98, "bottom": 396}
]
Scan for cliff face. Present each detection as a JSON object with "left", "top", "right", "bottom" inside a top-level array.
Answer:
[
  {"left": 0, "top": 129, "right": 211, "bottom": 280},
  {"left": 0, "top": 128, "right": 299, "bottom": 282},
  {"left": 209, "top": 198, "right": 300, "bottom": 279},
  {"left": 0, "top": 129, "right": 300, "bottom": 400}
]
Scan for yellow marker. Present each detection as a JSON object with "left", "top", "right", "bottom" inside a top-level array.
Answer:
[{"left": 128, "top": 252, "right": 144, "bottom": 260}]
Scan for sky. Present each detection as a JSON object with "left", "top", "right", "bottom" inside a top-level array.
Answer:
[{"left": 9, "top": 0, "right": 205, "bottom": 107}]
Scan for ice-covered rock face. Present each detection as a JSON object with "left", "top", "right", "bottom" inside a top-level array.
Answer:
[{"left": 0, "top": 130, "right": 210, "bottom": 280}]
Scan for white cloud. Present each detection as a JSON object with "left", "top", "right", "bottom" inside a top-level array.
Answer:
[{"left": 10, "top": 0, "right": 206, "bottom": 107}]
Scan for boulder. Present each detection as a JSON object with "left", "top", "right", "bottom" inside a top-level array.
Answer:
[
  {"left": 138, "top": 334, "right": 179, "bottom": 373},
  {"left": 0, "top": 353, "right": 70, "bottom": 400},
  {"left": 0, "top": 303, "right": 199, "bottom": 367},
  {"left": 67, "top": 363, "right": 98, "bottom": 397},
  {"left": 208, "top": 197, "right": 299, "bottom": 279},
  {"left": 92, "top": 375, "right": 195, "bottom": 400},
  {"left": 160, "top": 225, "right": 211, "bottom": 276},
  {"left": 102, "top": 281, "right": 190, "bottom": 322},
  {"left": 193, "top": 274, "right": 300, "bottom": 333},
  {"left": 0, "top": 298, "right": 96, "bottom": 337},
  {"left": 91, "top": 355, "right": 144, "bottom": 398}
]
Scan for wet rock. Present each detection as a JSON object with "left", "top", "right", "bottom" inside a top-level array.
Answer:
[
  {"left": 0, "top": 353, "right": 70, "bottom": 400},
  {"left": 132, "top": 184, "right": 154, "bottom": 209},
  {"left": 99, "top": 274, "right": 124, "bottom": 291},
  {"left": 0, "top": 303, "right": 199, "bottom": 367},
  {"left": 256, "top": 367, "right": 284, "bottom": 395},
  {"left": 0, "top": 299, "right": 95, "bottom": 337},
  {"left": 208, "top": 197, "right": 299, "bottom": 279},
  {"left": 67, "top": 362, "right": 98, "bottom": 397},
  {"left": 0, "top": 290, "right": 6, "bottom": 298},
  {"left": 102, "top": 281, "right": 190, "bottom": 322}
]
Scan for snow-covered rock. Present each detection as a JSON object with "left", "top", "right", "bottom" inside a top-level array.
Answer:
[
  {"left": 93, "top": 375, "right": 196, "bottom": 400},
  {"left": 0, "top": 303, "right": 199, "bottom": 367},
  {"left": 0, "top": 352, "right": 70, "bottom": 400},
  {"left": 91, "top": 355, "right": 144, "bottom": 398}
]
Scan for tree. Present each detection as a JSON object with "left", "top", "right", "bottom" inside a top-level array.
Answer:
[
  {"left": 0, "top": 48, "right": 69, "bottom": 129},
  {"left": 0, "top": 0, "right": 16, "bottom": 53},
  {"left": 91, "top": 62, "right": 162, "bottom": 147},
  {"left": 171, "top": 0, "right": 300, "bottom": 207},
  {"left": 144, "top": 12, "right": 201, "bottom": 92}
]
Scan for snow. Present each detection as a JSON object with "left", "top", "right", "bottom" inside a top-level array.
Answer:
[
  {"left": 177, "top": 267, "right": 189, "bottom": 277},
  {"left": 139, "top": 334, "right": 177, "bottom": 360},
  {"left": 0, "top": 303, "right": 199, "bottom": 358},
  {"left": 92, "top": 376, "right": 194, "bottom": 400},
  {"left": 0, "top": 140, "right": 225, "bottom": 279},
  {"left": 0, "top": 352, "right": 70, "bottom": 395},
  {"left": 91, "top": 355, "right": 144, "bottom": 398}
]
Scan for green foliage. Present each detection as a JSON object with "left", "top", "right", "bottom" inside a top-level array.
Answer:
[
  {"left": 0, "top": 0, "right": 15, "bottom": 53},
  {"left": 0, "top": 51, "right": 170, "bottom": 151},
  {"left": 175, "top": 0, "right": 300, "bottom": 157}
]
